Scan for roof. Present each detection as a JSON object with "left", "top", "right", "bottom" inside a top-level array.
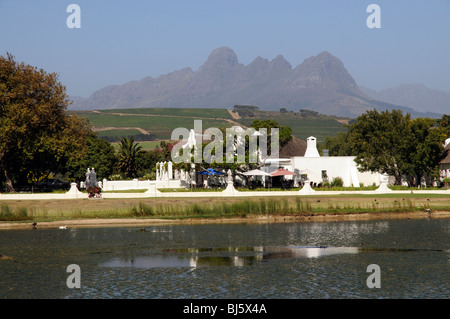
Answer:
[
  {"left": 440, "top": 143, "right": 450, "bottom": 164},
  {"left": 279, "top": 137, "right": 307, "bottom": 157}
]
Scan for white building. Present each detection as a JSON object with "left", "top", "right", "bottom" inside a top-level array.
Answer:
[
  {"left": 264, "top": 136, "right": 381, "bottom": 187},
  {"left": 439, "top": 138, "right": 450, "bottom": 180}
]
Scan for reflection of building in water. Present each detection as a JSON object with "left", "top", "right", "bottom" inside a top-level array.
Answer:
[
  {"left": 188, "top": 246, "right": 265, "bottom": 268},
  {"left": 262, "top": 246, "right": 360, "bottom": 259},
  {"left": 100, "top": 245, "right": 364, "bottom": 269},
  {"left": 187, "top": 245, "right": 361, "bottom": 267}
]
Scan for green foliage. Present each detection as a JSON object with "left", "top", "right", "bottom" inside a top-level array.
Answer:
[
  {"left": 436, "top": 114, "right": 450, "bottom": 137},
  {"left": 404, "top": 117, "right": 447, "bottom": 181},
  {"left": 0, "top": 53, "right": 90, "bottom": 191},
  {"left": 299, "top": 109, "right": 320, "bottom": 117},
  {"left": 233, "top": 105, "right": 259, "bottom": 117},
  {"left": 66, "top": 132, "right": 117, "bottom": 182},
  {"left": 320, "top": 130, "right": 353, "bottom": 156},
  {"left": 117, "top": 136, "right": 143, "bottom": 178},
  {"left": 250, "top": 119, "right": 292, "bottom": 148},
  {"left": 348, "top": 109, "right": 411, "bottom": 184},
  {"left": 330, "top": 176, "right": 344, "bottom": 187}
]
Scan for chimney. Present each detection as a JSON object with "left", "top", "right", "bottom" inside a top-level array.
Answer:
[
  {"left": 323, "top": 149, "right": 329, "bottom": 157},
  {"left": 304, "top": 136, "right": 320, "bottom": 157}
]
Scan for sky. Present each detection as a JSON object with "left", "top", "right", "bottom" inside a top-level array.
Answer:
[{"left": 1, "top": 0, "right": 449, "bottom": 98}]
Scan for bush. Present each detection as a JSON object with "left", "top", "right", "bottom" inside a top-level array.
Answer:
[{"left": 331, "top": 177, "right": 344, "bottom": 187}]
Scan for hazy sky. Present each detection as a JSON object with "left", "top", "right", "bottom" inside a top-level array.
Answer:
[{"left": 1, "top": 0, "right": 449, "bottom": 98}]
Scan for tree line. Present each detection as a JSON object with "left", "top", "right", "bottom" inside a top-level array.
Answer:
[{"left": 320, "top": 110, "right": 450, "bottom": 186}]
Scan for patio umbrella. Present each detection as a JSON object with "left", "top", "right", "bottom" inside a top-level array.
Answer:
[
  {"left": 270, "top": 168, "right": 297, "bottom": 177},
  {"left": 196, "top": 168, "right": 224, "bottom": 175},
  {"left": 242, "top": 169, "right": 270, "bottom": 176}
]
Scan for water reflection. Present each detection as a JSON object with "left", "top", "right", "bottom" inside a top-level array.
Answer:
[
  {"left": 100, "top": 245, "right": 444, "bottom": 269},
  {"left": 1, "top": 219, "right": 448, "bottom": 299}
]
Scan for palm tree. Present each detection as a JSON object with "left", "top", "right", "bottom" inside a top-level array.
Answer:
[{"left": 117, "top": 136, "right": 143, "bottom": 178}]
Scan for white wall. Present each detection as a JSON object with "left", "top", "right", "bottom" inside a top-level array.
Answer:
[
  {"left": 357, "top": 170, "right": 381, "bottom": 187},
  {"left": 101, "top": 179, "right": 151, "bottom": 191},
  {"left": 101, "top": 179, "right": 183, "bottom": 191},
  {"left": 290, "top": 156, "right": 380, "bottom": 187}
]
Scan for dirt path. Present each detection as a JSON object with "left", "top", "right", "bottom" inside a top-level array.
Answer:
[
  {"left": 336, "top": 119, "right": 349, "bottom": 125},
  {"left": 228, "top": 109, "right": 241, "bottom": 120},
  {"left": 92, "top": 126, "right": 150, "bottom": 134}
]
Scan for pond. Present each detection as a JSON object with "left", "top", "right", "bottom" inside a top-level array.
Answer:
[{"left": 0, "top": 218, "right": 448, "bottom": 299}]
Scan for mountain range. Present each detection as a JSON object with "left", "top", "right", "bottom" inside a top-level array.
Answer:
[
  {"left": 359, "top": 84, "right": 450, "bottom": 115},
  {"left": 69, "top": 47, "right": 447, "bottom": 118}
]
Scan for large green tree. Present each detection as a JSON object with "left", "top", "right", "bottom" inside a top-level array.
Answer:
[
  {"left": 404, "top": 117, "right": 447, "bottom": 184},
  {"left": 348, "top": 109, "right": 411, "bottom": 184},
  {"left": 323, "top": 109, "right": 447, "bottom": 185},
  {"left": 320, "top": 130, "right": 353, "bottom": 156},
  {"left": 0, "top": 53, "right": 90, "bottom": 191},
  {"left": 66, "top": 132, "right": 118, "bottom": 182}
]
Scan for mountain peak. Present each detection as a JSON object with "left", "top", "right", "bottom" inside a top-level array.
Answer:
[
  {"left": 291, "top": 51, "right": 357, "bottom": 89},
  {"left": 303, "top": 51, "right": 343, "bottom": 66},
  {"left": 200, "top": 47, "right": 240, "bottom": 70},
  {"left": 269, "top": 54, "right": 292, "bottom": 70}
]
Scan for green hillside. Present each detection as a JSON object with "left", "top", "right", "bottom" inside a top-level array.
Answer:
[
  {"left": 99, "top": 107, "right": 232, "bottom": 119},
  {"left": 75, "top": 108, "right": 348, "bottom": 145},
  {"left": 237, "top": 111, "right": 347, "bottom": 143}
]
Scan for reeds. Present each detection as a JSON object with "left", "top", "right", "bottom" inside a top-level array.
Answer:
[
  {"left": 128, "top": 196, "right": 419, "bottom": 219},
  {"left": 0, "top": 195, "right": 438, "bottom": 223},
  {"left": 129, "top": 198, "right": 313, "bottom": 218},
  {"left": 0, "top": 204, "right": 32, "bottom": 221}
]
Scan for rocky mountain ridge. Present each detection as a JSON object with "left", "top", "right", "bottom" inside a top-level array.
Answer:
[{"left": 70, "top": 47, "right": 441, "bottom": 118}]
